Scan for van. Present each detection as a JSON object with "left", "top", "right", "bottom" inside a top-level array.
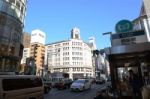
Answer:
[{"left": 0, "top": 75, "right": 44, "bottom": 99}]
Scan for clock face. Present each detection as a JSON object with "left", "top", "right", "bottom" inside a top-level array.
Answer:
[{"left": 115, "top": 20, "right": 133, "bottom": 33}]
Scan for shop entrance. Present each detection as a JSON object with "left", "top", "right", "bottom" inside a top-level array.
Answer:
[{"left": 106, "top": 43, "right": 150, "bottom": 98}]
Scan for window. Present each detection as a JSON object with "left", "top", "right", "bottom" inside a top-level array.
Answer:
[
  {"left": 21, "top": 6, "right": 24, "bottom": 14},
  {"left": 81, "top": 68, "right": 84, "bottom": 71},
  {"left": 9, "top": 0, "right": 15, "bottom": 4},
  {"left": 2, "top": 77, "right": 42, "bottom": 91},
  {"left": 0, "top": 0, "right": 3, "bottom": 8},
  {"left": 0, "top": 14, "right": 7, "bottom": 25},
  {"left": 16, "top": 1, "right": 20, "bottom": 9},
  {"left": 73, "top": 68, "right": 76, "bottom": 71}
]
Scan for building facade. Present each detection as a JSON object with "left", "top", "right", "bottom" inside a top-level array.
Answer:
[
  {"left": 0, "top": 0, "right": 27, "bottom": 72},
  {"left": 31, "top": 29, "right": 46, "bottom": 44},
  {"left": 93, "top": 49, "right": 110, "bottom": 78},
  {"left": 23, "top": 32, "right": 31, "bottom": 48},
  {"left": 30, "top": 29, "right": 46, "bottom": 74},
  {"left": 45, "top": 27, "right": 95, "bottom": 79},
  {"left": 133, "top": 1, "right": 150, "bottom": 41},
  {"left": 21, "top": 32, "right": 31, "bottom": 65}
]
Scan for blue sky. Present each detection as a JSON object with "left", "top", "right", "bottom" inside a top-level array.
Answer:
[{"left": 24, "top": 0, "right": 142, "bottom": 49}]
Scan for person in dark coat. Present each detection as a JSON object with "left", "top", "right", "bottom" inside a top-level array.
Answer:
[
  {"left": 94, "top": 90, "right": 107, "bottom": 99},
  {"left": 128, "top": 70, "right": 142, "bottom": 99}
]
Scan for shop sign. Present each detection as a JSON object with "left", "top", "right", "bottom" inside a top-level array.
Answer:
[
  {"left": 115, "top": 20, "right": 133, "bottom": 33},
  {"left": 111, "top": 30, "right": 147, "bottom": 46}
]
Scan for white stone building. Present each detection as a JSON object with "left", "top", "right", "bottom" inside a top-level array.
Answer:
[
  {"left": 45, "top": 27, "right": 95, "bottom": 79},
  {"left": 30, "top": 29, "right": 46, "bottom": 74}
]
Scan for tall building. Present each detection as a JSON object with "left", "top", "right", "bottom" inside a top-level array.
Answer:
[
  {"left": 30, "top": 29, "right": 46, "bottom": 74},
  {"left": 0, "top": 0, "right": 27, "bottom": 72},
  {"left": 21, "top": 32, "right": 31, "bottom": 65},
  {"left": 45, "top": 27, "right": 95, "bottom": 80}
]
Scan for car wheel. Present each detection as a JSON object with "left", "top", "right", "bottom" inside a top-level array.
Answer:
[
  {"left": 89, "top": 85, "right": 91, "bottom": 89},
  {"left": 82, "top": 86, "right": 85, "bottom": 91}
]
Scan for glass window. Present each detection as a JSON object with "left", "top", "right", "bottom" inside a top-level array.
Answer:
[
  {"left": 0, "top": 0, "right": 3, "bottom": 8},
  {"left": 21, "top": 6, "right": 24, "bottom": 14},
  {"left": 9, "top": 0, "right": 15, "bottom": 4},
  {"left": 16, "top": 1, "right": 20, "bottom": 9},
  {"left": 2, "top": 77, "right": 42, "bottom": 91},
  {"left": 15, "top": 8, "right": 21, "bottom": 18}
]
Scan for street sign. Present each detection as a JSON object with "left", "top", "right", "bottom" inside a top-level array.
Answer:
[{"left": 115, "top": 20, "right": 133, "bottom": 33}]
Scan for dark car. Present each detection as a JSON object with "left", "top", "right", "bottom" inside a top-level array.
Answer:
[
  {"left": 95, "top": 77, "right": 105, "bottom": 84},
  {"left": 55, "top": 79, "right": 72, "bottom": 90}
]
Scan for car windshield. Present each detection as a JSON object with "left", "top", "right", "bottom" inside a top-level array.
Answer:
[
  {"left": 74, "top": 80, "right": 85, "bottom": 83},
  {"left": 96, "top": 77, "right": 104, "bottom": 80}
]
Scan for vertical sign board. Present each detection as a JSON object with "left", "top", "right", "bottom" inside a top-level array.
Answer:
[{"left": 111, "top": 30, "right": 148, "bottom": 46}]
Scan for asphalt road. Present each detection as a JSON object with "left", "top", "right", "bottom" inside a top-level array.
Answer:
[{"left": 44, "top": 83, "right": 107, "bottom": 99}]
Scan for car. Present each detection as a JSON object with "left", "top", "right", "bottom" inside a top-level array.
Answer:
[
  {"left": 70, "top": 79, "right": 91, "bottom": 91},
  {"left": 55, "top": 79, "right": 73, "bottom": 90},
  {"left": 51, "top": 77, "right": 64, "bottom": 88},
  {"left": 95, "top": 77, "right": 105, "bottom": 84},
  {"left": 0, "top": 75, "right": 44, "bottom": 99}
]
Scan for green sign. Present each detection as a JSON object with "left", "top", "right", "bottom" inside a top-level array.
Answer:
[{"left": 115, "top": 20, "right": 133, "bottom": 33}]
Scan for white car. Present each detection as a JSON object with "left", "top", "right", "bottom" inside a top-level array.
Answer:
[{"left": 70, "top": 79, "right": 91, "bottom": 91}]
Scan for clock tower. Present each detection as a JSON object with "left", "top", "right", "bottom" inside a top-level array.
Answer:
[{"left": 71, "top": 27, "right": 80, "bottom": 39}]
